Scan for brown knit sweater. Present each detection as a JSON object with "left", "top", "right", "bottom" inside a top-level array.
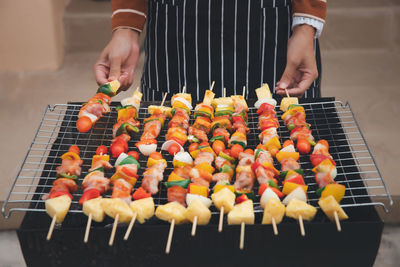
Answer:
[{"left": 111, "top": 0, "right": 326, "bottom": 33}]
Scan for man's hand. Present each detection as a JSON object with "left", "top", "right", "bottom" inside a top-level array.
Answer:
[
  {"left": 275, "top": 25, "right": 318, "bottom": 97},
  {"left": 94, "top": 28, "right": 140, "bottom": 91}
]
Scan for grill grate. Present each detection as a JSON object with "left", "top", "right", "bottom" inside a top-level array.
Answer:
[{"left": 2, "top": 99, "right": 393, "bottom": 220}]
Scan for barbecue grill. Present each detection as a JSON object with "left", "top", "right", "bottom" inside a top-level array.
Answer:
[{"left": 2, "top": 97, "right": 392, "bottom": 267}]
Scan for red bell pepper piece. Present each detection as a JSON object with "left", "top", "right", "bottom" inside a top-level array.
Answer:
[
  {"left": 78, "top": 188, "right": 101, "bottom": 205},
  {"left": 257, "top": 103, "right": 275, "bottom": 115},
  {"left": 251, "top": 161, "right": 262, "bottom": 173},
  {"left": 170, "top": 137, "right": 185, "bottom": 147},
  {"left": 310, "top": 154, "right": 336, "bottom": 167},
  {"left": 258, "top": 183, "right": 285, "bottom": 198},
  {"left": 236, "top": 194, "right": 249, "bottom": 204},
  {"left": 120, "top": 166, "right": 139, "bottom": 178},
  {"left": 132, "top": 187, "right": 151, "bottom": 200},
  {"left": 283, "top": 174, "right": 305, "bottom": 185},
  {"left": 232, "top": 115, "right": 244, "bottom": 124},
  {"left": 49, "top": 191, "right": 73, "bottom": 200}
]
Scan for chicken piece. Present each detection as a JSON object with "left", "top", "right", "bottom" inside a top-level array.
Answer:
[
  {"left": 188, "top": 126, "right": 208, "bottom": 142},
  {"left": 184, "top": 199, "right": 211, "bottom": 225},
  {"left": 214, "top": 157, "right": 230, "bottom": 170},
  {"left": 262, "top": 198, "right": 286, "bottom": 224},
  {"left": 79, "top": 102, "right": 106, "bottom": 119},
  {"left": 194, "top": 152, "right": 214, "bottom": 166},
  {"left": 83, "top": 197, "right": 105, "bottom": 222},
  {"left": 143, "top": 166, "right": 163, "bottom": 181},
  {"left": 211, "top": 187, "right": 236, "bottom": 213},
  {"left": 286, "top": 199, "right": 317, "bottom": 221},
  {"left": 259, "top": 127, "right": 278, "bottom": 145},
  {"left": 318, "top": 195, "right": 348, "bottom": 221},
  {"left": 111, "top": 179, "right": 133, "bottom": 204},
  {"left": 51, "top": 178, "right": 78, "bottom": 193},
  {"left": 173, "top": 165, "right": 192, "bottom": 179},
  {"left": 45, "top": 195, "right": 72, "bottom": 223},
  {"left": 167, "top": 186, "right": 187, "bottom": 207},
  {"left": 227, "top": 200, "right": 255, "bottom": 225},
  {"left": 155, "top": 201, "right": 187, "bottom": 224},
  {"left": 56, "top": 158, "right": 83, "bottom": 176},
  {"left": 234, "top": 171, "right": 255, "bottom": 192},
  {"left": 280, "top": 157, "right": 301, "bottom": 171},
  {"left": 141, "top": 119, "right": 162, "bottom": 140},
  {"left": 255, "top": 166, "right": 275, "bottom": 185},
  {"left": 101, "top": 198, "right": 134, "bottom": 223},
  {"left": 142, "top": 176, "right": 159, "bottom": 195},
  {"left": 256, "top": 151, "right": 274, "bottom": 165},
  {"left": 89, "top": 159, "right": 113, "bottom": 172},
  {"left": 129, "top": 197, "right": 155, "bottom": 224},
  {"left": 212, "top": 172, "right": 231, "bottom": 183},
  {"left": 82, "top": 171, "right": 110, "bottom": 194},
  {"left": 238, "top": 155, "right": 254, "bottom": 166}
]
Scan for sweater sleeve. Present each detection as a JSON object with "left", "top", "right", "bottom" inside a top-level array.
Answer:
[
  {"left": 292, "top": 0, "right": 327, "bottom": 23},
  {"left": 111, "top": 0, "right": 148, "bottom": 33}
]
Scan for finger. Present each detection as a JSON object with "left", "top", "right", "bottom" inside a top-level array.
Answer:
[
  {"left": 118, "top": 71, "right": 131, "bottom": 91},
  {"left": 94, "top": 62, "right": 110, "bottom": 85},
  {"left": 275, "top": 60, "right": 297, "bottom": 91},
  {"left": 108, "top": 56, "right": 122, "bottom": 81},
  {"left": 285, "top": 87, "right": 306, "bottom": 97}
]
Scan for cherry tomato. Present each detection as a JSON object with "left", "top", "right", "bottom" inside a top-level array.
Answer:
[
  {"left": 212, "top": 140, "right": 225, "bottom": 156},
  {"left": 200, "top": 141, "right": 210, "bottom": 147},
  {"left": 297, "top": 139, "right": 311, "bottom": 154},
  {"left": 283, "top": 140, "right": 294, "bottom": 148},
  {"left": 230, "top": 144, "right": 244, "bottom": 159},
  {"left": 68, "top": 145, "right": 80, "bottom": 155},
  {"left": 149, "top": 151, "right": 162, "bottom": 160},
  {"left": 128, "top": 151, "right": 140, "bottom": 160},
  {"left": 76, "top": 116, "right": 92, "bottom": 133},
  {"left": 223, "top": 149, "right": 231, "bottom": 156},
  {"left": 96, "top": 145, "right": 108, "bottom": 155},
  {"left": 189, "top": 143, "right": 199, "bottom": 153},
  {"left": 110, "top": 144, "right": 125, "bottom": 158},
  {"left": 244, "top": 148, "right": 254, "bottom": 155},
  {"left": 318, "top": 139, "right": 329, "bottom": 149},
  {"left": 168, "top": 143, "right": 181, "bottom": 155}
]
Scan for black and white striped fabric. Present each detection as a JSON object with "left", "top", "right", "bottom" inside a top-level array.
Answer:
[{"left": 141, "top": 0, "right": 321, "bottom": 101}]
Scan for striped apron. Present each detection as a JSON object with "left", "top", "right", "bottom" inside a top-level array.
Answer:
[{"left": 141, "top": 0, "right": 321, "bottom": 101}]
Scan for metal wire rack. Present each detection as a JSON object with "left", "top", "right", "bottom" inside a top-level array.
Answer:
[{"left": 2, "top": 99, "right": 393, "bottom": 221}]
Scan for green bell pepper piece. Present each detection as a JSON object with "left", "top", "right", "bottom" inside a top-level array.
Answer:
[
  {"left": 88, "top": 166, "right": 105, "bottom": 173},
  {"left": 234, "top": 191, "right": 255, "bottom": 200},
  {"left": 316, "top": 186, "right": 326, "bottom": 197},
  {"left": 57, "top": 173, "right": 78, "bottom": 180},
  {"left": 209, "top": 135, "right": 225, "bottom": 143},
  {"left": 119, "top": 156, "right": 141, "bottom": 169},
  {"left": 188, "top": 135, "right": 200, "bottom": 143},
  {"left": 219, "top": 151, "right": 235, "bottom": 163},
  {"left": 230, "top": 140, "right": 246, "bottom": 149},
  {"left": 279, "top": 169, "right": 304, "bottom": 179},
  {"left": 164, "top": 179, "right": 191, "bottom": 189}
]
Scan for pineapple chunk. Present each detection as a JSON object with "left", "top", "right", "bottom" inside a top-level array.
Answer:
[
  {"left": 203, "top": 90, "right": 215, "bottom": 106},
  {"left": 227, "top": 200, "right": 255, "bottom": 225},
  {"left": 184, "top": 199, "right": 211, "bottom": 225},
  {"left": 108, "top": 80, "right": 121, "bottom": 93},
  {"left": 45, "top": 195, "right": 71, "bottom": 223},
  {"left": 83, "top": 197, "right": 105, "bottom": 222},
  {"left": 262, "top": 198, "right": 286, "bottom": 224},
  {"left": 231, "top": 95, "right": 249, "bottom": 112},
  {"left": 255, "top": 83, "right": 272, "bottom": 100},
  {"left": 280, "top": 97, "right": 299, "bottom": 112},
  {"left": 318, "top": 195, "right": 349, "bottom": 221},
  {"left": 286, "top": 199, "right": 317, "bottom": 221},
  {"left": 148, "top": 105, "right": 172, "bottom": 118},
  {"left": 101, "top": 198, "right": 134, "bottom": 223},
  {"left": 155, "top": 202, "right": 187, "bottom": 224},
  {"left": 211, "top": 97, "right": 233, "bottom": 109},
  {"left": 211, "top": 187, "right": 236, "bottom": 213},
  {"left": 129, "top": 197, "right": 155, "bottom": 224}
]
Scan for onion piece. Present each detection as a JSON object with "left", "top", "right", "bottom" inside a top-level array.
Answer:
[
  {"left": 172, "top": 97, "right": 193, "bottom": 110},
  {"left": 280, "top": 144, "right": 296, "bottom": 153},
  {"left": 254, "top": 98, "right": 277, "bottom": 109},
  {"left": 138, "top": 144, "right": 157, "bottom": 156},
  {"left": 115, "top": 153, "right": 129, "bottom": 167},
  {"left": 81, "top": 111, "right": 98, "bottom": 123},
  {"left": 186, "top": 194, "right": 212, "bottom": 208},
  {"left": 173, "top": 151, "right": 193, "bottom": 164},
  {"left": 260, "top": 187, "right": 280, "bottom": 209},
  {"left": 282, "top": 187, "right": 307, "bottom": 205}
]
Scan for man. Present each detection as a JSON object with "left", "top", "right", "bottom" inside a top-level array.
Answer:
[{"left": 94, "top": 0, "right": 326, "bottom": 100}]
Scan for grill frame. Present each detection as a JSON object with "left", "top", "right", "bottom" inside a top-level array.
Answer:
[{"left": 2, "top": 98, "right": 393, "bottom": 221}]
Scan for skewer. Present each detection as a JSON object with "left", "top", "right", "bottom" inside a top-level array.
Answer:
[
  {"left": 239, "top": 222, "right": 245, "bottom": 250},
  {"left": 218, "top": 207, "right": 224, "bottom": 232},
  {"left": 210, "top": 81, "right": 215, "bottom": 92},
  {"left": 334, "top": 211, "right": 342, "bottom": 232},
  {"left": 124, "top": 212, "right": 137, "bottom": 240},
  {"left": 109, "top": 213, "right": 119, "bottom": 246},
  {"left": 84, "top": 213, "right": 93, "bottom": 243},
  {"left": 299, "top": 215, "right": 305, "bottom": 236},
  {"left": 161, "top": 92, "right": 168, "bottom": 107},
  {"left": 285, "top": 88, "right": 290, "bottom": 98},
  {"left": 242, "top": 86, "right": 246, "bottom": 97},
  {"left": 182, "top": 86, "right": 186, "bottom": 94},
  {"left": 271, "top": 217, "right": 278, "bottom": 236},
  {"left": 46, "top": 215, "right": 57, "bottom": 241},
  {"left": 165, "top": 219, "right": 175, "bottom": 254},
  {"left": 223, "top": 87, "right": 226, "bottom": 98},
  {"left": 191, "top": 216, "right": 198, "bottom": 236}
]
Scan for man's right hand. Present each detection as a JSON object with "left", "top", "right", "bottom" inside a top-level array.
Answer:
[{"left": 94, "top": 28, "right": 140, "bottom": 91}]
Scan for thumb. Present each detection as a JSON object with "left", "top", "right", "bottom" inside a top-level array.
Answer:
[
  {"left": 108, "top": 56, "right": 122, "bottom": 81},
  {"left": 277, "top": 61, "right": 297, "bottom": 90}
]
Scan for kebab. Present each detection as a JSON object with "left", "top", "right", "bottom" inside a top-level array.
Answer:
[
  {"left": 280, "top": 91, "right": 315, "bottom": 154},
  {"left": 76, "top": 80, "right": 120, "bottom": 133},
  {"left": 45, "top": 145, "right": 83, "bottom": 240},
  {"left": 312, "top": 139, "right": 348, "bottom": 230},
  {"left": 110, "top": 89, "right": 142, "bottom": 158},
  {"left": 80, "top": 145, "right": 112, "bottom": 243},
  {"left": 136, "top": 93, "right": 170, "bottom": 156}
]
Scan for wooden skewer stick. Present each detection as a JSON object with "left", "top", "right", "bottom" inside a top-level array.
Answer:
[
  {"left": 242, "top": 86, "right": 246, "bottom": 97},
  {"left": 165, "top": 219, "right": 175, "bottom": 254},
  {"left": 84, "top": 213, "right": 93, "bottom": 243},
  {"left": 109, "top": 213, "right": 119, "bottom": 246},
  {"left": 191, "top": 216, "right": 198, "bottom": 236},
  {"left": 271, "top": 217, "right": 278, "bottom": 236},
  {"left": 182, "top": 86, "right": 186, "bottom": 94},
  {"left": 218, "top": 207, "right": 224, "bottom": 232},
  {"left": 124, "top": 212, "right": 137, "bottom": 241},
  {"left": 223, "top": 87, "right": 226, "bottom": 98},
  {"left": 239, "top": 222, "right": 245, "bottom": 250},
  {"left": 299, "top": 215, "right": 305, "bottom": 236},
  {"left": 285, "top": 88, "right": 290, "bottom": 98},
  {"left": 334, "top": 211, "right": 341, "bottom": 232},
  {"left": 161, "top": 92, "right": 168, "bottom": 107},
  {"left": 46, "top": 215, "right": 57, "bottom": 241},
  {"left": 210, "top": 81, "right": 215, "bottom": 92}
]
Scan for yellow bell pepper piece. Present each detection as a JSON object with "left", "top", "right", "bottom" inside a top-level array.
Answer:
[
  {"left": 276, "top": 151, "right": 300, "bottom": 163},
  {"left": 261, "top": 162, "right": 280, "bottom": 176},
  {"left": 194, "top": 162, "right": 215, "bottom": 174},
  {"left": 265, "top": 136, "right": 281, "bottom": 150},
  {"left": 168, "top": 172, "right": 186, "bottom": 182},
  {"left": 321, "top": 183, "right": 346, "bottom": 203},
  {"left": 282, "top": 182, "right": 308, "bottom": 195},
  {"left": 147, "top": 157, "right": 167, "bottom": 168},
  {"left": 213, "top": 184, "right": 235, "bottom": 194},
  {"left": 110, "top": 171, "right": 137, "bottom": 186},
  {"left": 312, "top": 158, "right": 335, "bottom": 173},
  {"left": 199, "top": 146, "right": 216, "bottom": 157},
  {"left": 281, "top": 106, "right": 304, "bottom": 121},
  {"left": 61, "top": 152, "right": 81, "bottom": 161},
  {"left": 91, "top": 155, "right": 110, "bottom": 167},
  {"left": 190, "top": 149, "right": 200, "bottom": 159},
  {"left": 188, "top": 184, "right": 208, "bottom": 197},
  {"left": 170, "top": 131, "right": 188, "bottom": 143},
  {"left": 284, "top": 170, "right": 299, "bottom": 180}
]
